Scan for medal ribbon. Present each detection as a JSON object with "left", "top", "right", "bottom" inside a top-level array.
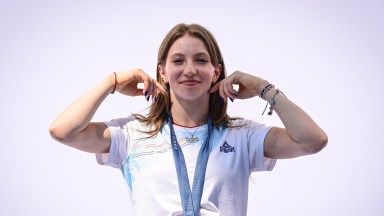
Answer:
[{"left": 168, "top": 115, "right": 212, "bottom": 216}]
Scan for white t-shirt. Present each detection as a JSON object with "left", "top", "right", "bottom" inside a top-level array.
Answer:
[{"left": 96, "top": 116, "right": 276, "bottom": 216}]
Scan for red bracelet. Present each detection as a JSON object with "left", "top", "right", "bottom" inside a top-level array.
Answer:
[{"left": 111, "top": 72, "right": 117, "bottom": 94}]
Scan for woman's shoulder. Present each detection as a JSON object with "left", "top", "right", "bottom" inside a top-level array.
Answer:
[
  {"left": 229, "top": 118, "right": 252, "bottom": 126},
  {"left": 104, "top": 115, "right": 151, "bottom": 129},
  {"left": 228, "top": 118, "right": 268, "bottom": 130}
]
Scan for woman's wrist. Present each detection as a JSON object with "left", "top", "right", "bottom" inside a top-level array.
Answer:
[
  {"left": 101, "top": 72, "right": 118, "bottom": 95},
  {"left": 106, "top": 72, "right": 118, "bottom": 94},
  {"left": 262, "top": 88, "right": 287, "bottom": 115},
  {"left": 110, "top": 72, "right": 118, "bottom": 94},
  {"left": 263, "top": 86, "right": 276, "bottom": 101},
  {"left": 258, "top": 80, "right": 272, "bottom": 100}
]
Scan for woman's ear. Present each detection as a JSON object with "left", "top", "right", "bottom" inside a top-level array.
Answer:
[
  {"left": 212, "top": 64, "right": 222, "bottom": 82},
  {"left": 158, "top": 64, "right": 168, "bottom": 82}
]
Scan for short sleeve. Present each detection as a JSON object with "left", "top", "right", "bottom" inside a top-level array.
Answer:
[
  {"left": 95, "top": 117, "right": 133, "bottom": 168},
  {"left": 247, "top": 122, "right": 277, "bottom": 172}
]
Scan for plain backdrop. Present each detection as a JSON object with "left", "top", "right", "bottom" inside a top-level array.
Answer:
[{"left": 1, "top": 0, "right": 383, "bottom": 215}]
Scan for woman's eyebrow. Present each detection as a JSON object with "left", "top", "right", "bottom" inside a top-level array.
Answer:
[
  {"left": 169, "top": 53, "right": 185, "bottom": 58},
  {"left": 194, "top": 52, "right": 210, "bottom": 57},
  {"left": 168, "top": 52, "right": 210, "bottom": 59}
]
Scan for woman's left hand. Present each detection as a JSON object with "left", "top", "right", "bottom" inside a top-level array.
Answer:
[{"left": 210, "top": 70, "right": 269, "bottom": 101}]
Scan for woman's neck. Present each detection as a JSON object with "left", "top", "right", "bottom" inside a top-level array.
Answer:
[
  {"left": 172, "top": 119, "right": 207, "bottom": 128},
  {"left": 171, "top": 98, "right": 209, "bottom": 128}
]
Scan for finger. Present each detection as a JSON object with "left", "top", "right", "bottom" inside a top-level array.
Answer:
[
  {"left": 219, "top": 74, "right": 233, "bottom": 99},
  {"left": 218, "top": 80, "right": 227, "bottom": 101},
  {"left": 223, "top": 82, "right": 236, "bottom": 101},
  {"left": 149, "top": 79, "right": 157, "bottom": 102},
  {"left": 222, "top": 81, "right": 231, "bottom": 97},
  {"left": 219, "top": 75, "right": 238, "bottom": 102},
  {"left": 225, "top": 82, "right": 240, "bottom": 99},
  {"left": 148, "top": 79, "right": 156, "bottom": 101},
  {"left": 226, "top": 72, "right": 242, "bottom": 99},
  {"left": 209, "top": 81, "right": 221, "bottom": 93},
  {"left": 142, "top": 77, "right": 153, "bottom": 100},
  {"left": 142, "top": 79, "right": 149, "bottom": 97},
  {"left": 152, "top": 81, "right": 166, "bottom": 103},
  {"left": 155, "top": 80, "right": 167, "bottom": 94}
]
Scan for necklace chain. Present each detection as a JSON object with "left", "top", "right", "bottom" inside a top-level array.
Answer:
[{"left": 173, "top": 118, "right": 207, "bottom": 143}]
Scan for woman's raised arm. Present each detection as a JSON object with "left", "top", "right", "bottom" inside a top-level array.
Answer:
[
  {"left": 49, "top": 69, "right": 165, "bottom": 153},
  {"left": 210, "top": 70, "right": 328, "bottom": 159}
]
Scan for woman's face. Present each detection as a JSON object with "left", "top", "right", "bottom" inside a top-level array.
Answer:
[{"left": 159, "top": 34, "right": 221, "bottom": 103}]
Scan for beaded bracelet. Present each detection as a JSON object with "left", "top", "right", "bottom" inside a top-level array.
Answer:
[
  {"left": 111, "top": 72, "right": 117, "bottom": 94},
  {"left": 259, "top": 84, "right": 275, "bottom": 100},
  {"left": 262, "top": 89, "right": 286, "bottom": 115}
]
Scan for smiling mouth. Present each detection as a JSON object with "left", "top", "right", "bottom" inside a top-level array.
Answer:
[{"left": 180, "top": 80, "right": 200, "bottom": 86}]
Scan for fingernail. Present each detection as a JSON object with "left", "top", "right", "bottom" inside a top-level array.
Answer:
[
  {"left": 220, "top": 97, "right": 225, "bottom": 104},
  {"left": 154, "top": 96, "right": 157, "bottom": 103},
  {"left": 229, "top": 97, "right": 234, "bottom": 102},
  {"left": 144, "top": 91, "right": 148, "bottom": 97},
  {"left": 146, "top": 96, "right": 150, "bottom": 102}
]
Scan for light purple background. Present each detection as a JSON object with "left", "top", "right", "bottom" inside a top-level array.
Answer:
[{"left": 1, "top": 0, "right": 383, "bottom": 215}]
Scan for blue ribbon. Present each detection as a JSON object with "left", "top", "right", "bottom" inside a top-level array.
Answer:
[{"left": 168, "top": 115, "right": 212, "bottom": 216}]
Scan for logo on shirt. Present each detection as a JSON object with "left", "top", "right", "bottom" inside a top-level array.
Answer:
[{"left": 220, "top": 142, "right": 235, "bottom": 153}]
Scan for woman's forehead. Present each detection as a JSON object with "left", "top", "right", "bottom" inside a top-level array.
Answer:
[{"left": 168, "top": 35, "right": 209, "bottom": 56}]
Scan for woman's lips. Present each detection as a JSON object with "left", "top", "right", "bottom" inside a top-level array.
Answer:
[{"left": 180, "top": 80, "right": 200, "bottom": 86}]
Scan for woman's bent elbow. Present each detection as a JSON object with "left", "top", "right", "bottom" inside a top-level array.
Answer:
[
  {"left": 307, "top": 133, "right": 328, "bottom": 155},
  {"left": 49, "top": 123, "right": 72, "bottom": 143}
]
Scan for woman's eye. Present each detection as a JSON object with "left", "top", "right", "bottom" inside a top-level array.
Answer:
[
  {"left": 196, "top": 59, "right": 208, "bottom": 63},
  {"left": 173, "top": 59, "right": 183, "bottom": 64}
]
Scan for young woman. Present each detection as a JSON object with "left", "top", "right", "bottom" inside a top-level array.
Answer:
[{"left": 49, "top": 23, "right": 328, "bottom": 215}]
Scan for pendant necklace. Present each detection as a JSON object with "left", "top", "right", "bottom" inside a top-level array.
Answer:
[{"left": 173, "top": 119, "right": 207, "bottom": 144}]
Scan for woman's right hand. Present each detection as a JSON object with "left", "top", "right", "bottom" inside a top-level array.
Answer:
[{"left": 115, "top": 68, "right": 166, "bottom": 101}]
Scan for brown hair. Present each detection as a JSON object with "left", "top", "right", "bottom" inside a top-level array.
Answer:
[{"left": 133, "top": 23, "right": 237, "bottom": 137}]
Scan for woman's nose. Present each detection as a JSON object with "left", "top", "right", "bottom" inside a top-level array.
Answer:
[{"left": 184, "top": 61, "right": 197, "bottom": 76}]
